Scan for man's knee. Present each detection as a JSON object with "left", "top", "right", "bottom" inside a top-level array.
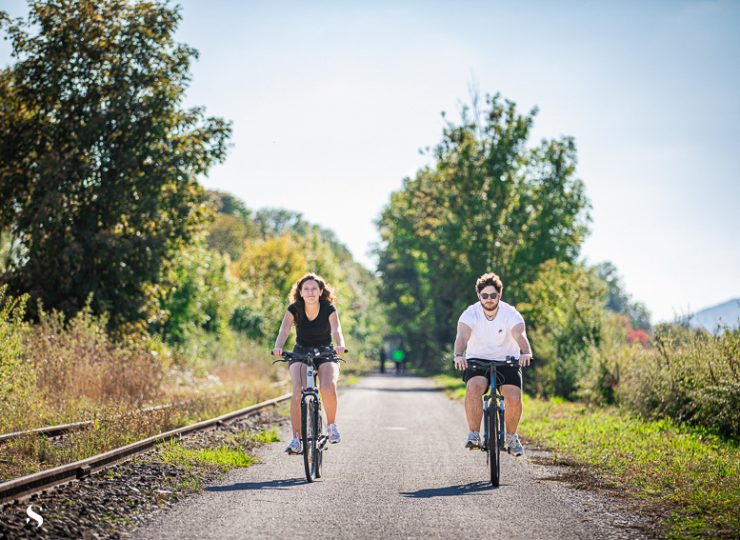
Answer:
[
  {"left": 502, "top": 386, "right": 522, "bottom": 405},
  {"left": 466, "top": 378, "right": 487, "bottom": 397}
]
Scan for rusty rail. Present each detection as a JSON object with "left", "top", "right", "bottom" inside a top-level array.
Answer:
[{"left": 0, "top": 393, "right": 290, "bottom": 505}]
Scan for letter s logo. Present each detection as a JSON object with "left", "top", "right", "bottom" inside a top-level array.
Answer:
[{"left": 25, "top": 505, "right": 43, "bottom": 528}]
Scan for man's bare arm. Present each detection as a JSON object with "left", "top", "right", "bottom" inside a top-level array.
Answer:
[
  {"left": 511, "top": 322, "right": 533, "bottom": 367},
  {"left": 453, "top": 322, "right": 472, "bottom": 370}
]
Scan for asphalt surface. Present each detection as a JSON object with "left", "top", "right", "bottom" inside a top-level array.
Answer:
[{"left": 132, "top": 374, "right": 651, "bottom": 540}]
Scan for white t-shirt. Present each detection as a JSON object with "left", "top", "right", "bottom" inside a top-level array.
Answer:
[{"left": 458, "top": 301, "right": 525, "bottom": 360}]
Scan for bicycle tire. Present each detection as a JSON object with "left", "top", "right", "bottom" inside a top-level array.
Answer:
[
  {"left": 315, "top": 404, "right": 323, "bottom": 479},
  {"left": 301, "top": 395, "right": 319, "bottom": 482},
  {"left": 489, "top": 395, "right": 501, "bottom": 486}
]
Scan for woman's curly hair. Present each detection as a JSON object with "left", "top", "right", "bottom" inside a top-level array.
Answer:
[{"left": 289, "top": 273, "right": 335, "bottom": 323}]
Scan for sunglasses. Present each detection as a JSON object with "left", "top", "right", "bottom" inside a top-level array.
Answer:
[{"left": 480, "top": 292, "right": 499, "bottom": 300}]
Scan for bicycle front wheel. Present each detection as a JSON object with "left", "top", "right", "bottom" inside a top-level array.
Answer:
[
  {"left": 489, "top": 397, "right": 501, "bottom": 486},
  {"left": 315, "top": 405, "right": 324, "bottom": 479},
  {"left": 301, "top": 394, "right": 320, "bottom": 482}
]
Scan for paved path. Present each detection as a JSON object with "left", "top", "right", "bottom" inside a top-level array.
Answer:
[{"left": 133, "top": 375, "right": 648, "bottom": 539}]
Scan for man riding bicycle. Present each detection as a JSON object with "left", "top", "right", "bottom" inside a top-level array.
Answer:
[{"left": 453, "top": 272, "right": 533, "bottom": 456}]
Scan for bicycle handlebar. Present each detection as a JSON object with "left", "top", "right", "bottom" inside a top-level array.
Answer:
[
  {"left": 465, "top": 356, "right": 520, "bottom": 369},
  {"left": 272, "top": 346, "right": 348, "bottom": 364}
]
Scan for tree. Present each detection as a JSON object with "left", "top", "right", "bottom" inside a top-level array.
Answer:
[
  {"left": 0, "top": 0, "right": 231, "bottom": 328},
  {"left": 376, "top": 93, "right": 591, "bottom": 371},
  {"left": 518, "top": 260, "right": 607, "bottom": 398}
]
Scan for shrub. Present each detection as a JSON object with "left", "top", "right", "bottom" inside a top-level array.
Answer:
[
  {"left": 0, "top": 286, "right": 36, "bottom": 432},
  {"left": 617, "top": 324, "right": 740, "bottom": 438}
]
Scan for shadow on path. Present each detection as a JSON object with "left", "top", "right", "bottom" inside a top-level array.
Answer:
[
  {"left": 207, "top": 478, "right": 306, "bottom": 492},
  {"left": 400, "top": 481, "right": 498, "bottom": 498}
]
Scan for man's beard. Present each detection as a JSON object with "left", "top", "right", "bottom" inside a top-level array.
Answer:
[{"left": 481, "top": 300, "right": 499, "bottom": 313}]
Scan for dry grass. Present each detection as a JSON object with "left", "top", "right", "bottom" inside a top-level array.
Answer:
[
  {"left": 0, "top": 286, "right": 291, "bottom": 483},
  {"left": 28, "top": 307, "right": 162, "bottom": 414}
]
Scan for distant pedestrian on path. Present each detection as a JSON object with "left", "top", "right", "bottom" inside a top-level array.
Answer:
[
  {"left": 379, "top": 347, "right": 387, "bottom": 373},
  {"left": 392, "top": 348, "right": 405, "bottom": 375}
]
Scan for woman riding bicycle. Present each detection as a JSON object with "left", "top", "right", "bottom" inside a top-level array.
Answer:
[{"left": 272, "top": 273, "right": 346, "bottom": 454}]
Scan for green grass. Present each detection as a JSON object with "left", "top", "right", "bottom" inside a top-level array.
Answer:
[
  {"left": 157, "top": 427, "right": 280, "bottom": 473},
  {"left": 158, "top": 440, "right": 256, "bottom": 471},
  {"left": 520, "top": 398, "right": 740, "bottom": 539},
  {"left": 434, "top": 374, "right": 467, "bottom": 400},
  {"left": 434, "top": 376, "right": 740, "bottom": 539},
  {"left": 340, "top": 375, "right": 361, "bottom": 387},
  {"left": 228, "top": 427, "right": 280, "bottom": 447}
]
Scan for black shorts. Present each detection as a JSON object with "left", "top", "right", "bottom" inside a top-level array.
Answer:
[
  {"left": 288, "top": 344, "right": 340, "bottom": 369},
  {"left": 462, "top": 359, "right": 522, "bottom": 390}
]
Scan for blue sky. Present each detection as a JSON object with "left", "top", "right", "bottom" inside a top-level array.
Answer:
[{"left": 1, "top": 0, "right": 738, "bottom": 321}]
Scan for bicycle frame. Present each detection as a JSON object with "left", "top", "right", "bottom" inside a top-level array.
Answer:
[
  {"left": 276, "top": 346, "right": 344, "bottom": 482},
  {"left": 481, "top": 374, "right": 506, "bottom": 454},
  {"left": 467, "top": 356, "right": 519, "bottom": 487}
]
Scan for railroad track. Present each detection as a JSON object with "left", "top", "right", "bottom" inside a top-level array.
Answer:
[
  {"left": 0, "top": 394, "right": 235, "bottom": 445},
  {"left": 0, "top": 393, "right": 290, "bottom": 505}
]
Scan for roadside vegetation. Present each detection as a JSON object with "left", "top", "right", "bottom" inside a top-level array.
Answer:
[{"left": 0, "top": 2, "right": 382, "bottom": 486}]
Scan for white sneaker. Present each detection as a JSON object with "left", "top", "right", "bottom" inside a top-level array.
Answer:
[
  {"left": 328, "top": 424, "right": 341, "bottom": 444},
  {"left": 506, "top": 433, "right": 524, "bottom": 456},
  {"left": 465, "top": 431, "right": 481, "bottom": 450},
  {"left": 285, "top": 437, "right": 302, "bottom": 454}
]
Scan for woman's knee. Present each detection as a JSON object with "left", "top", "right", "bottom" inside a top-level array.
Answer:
[{"left": 320, "top": 380, "right": 337, "bottom": 394}]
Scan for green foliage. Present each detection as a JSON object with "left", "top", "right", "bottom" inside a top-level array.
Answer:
[
  {"left": 618, "top": 324, "right": 740, "bottom": 439},
  {"left": 152, "top": 241, "right": 238, "bottom": 344},
  {"left": 377, "top": 93, "right": 590, "bottom": 372},
  {"left": 159, "top": 440, "right": 255, "bottom": 471},
  {"left": 0, "top": 0, "right": 231, "bottom": 328},
  {"left": 0, "top": 285, "right": 35, "bottom": 432},
  {"left": 519, "top": 260, "right": 607, "bottom": 399},
  {"left": 205, "top": 190, "right": 259, "bottom": 260}
]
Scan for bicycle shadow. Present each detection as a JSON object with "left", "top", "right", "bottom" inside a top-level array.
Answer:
[
  {"left": 400, "top": 481, "right": 499, "bottom": 498},
  {"left": 206, "top": 478, "right": 306, "bottom": 492}
]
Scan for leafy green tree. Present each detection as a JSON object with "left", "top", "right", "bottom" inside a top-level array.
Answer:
[
  {"left": 151, "top": 241, "right": 237, "bottom": 345},
  {"left": 0, "top": 0, "right": 231, "bottom": 328},
  {"left": 377, "top": 93, "right": 591, "bottom": 371},
  {"left": 518, "top": 260, "right": 607, "bottom": 398}
]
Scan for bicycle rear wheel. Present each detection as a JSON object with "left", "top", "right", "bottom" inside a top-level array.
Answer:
[
  {"left": 301, "top": 395, "right": 319, "bottom": 482},
  {"left": 489, "top": 396, "right": 501, "bottom": 486}
]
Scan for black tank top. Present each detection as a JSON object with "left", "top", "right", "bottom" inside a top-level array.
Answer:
[{"left": 287, "top": 299, "right": 336, "bottom": 347}]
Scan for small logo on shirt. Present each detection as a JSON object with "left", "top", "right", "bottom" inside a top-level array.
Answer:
[{"left": 497, "top": 329, "right": 503, "bottom": 334}]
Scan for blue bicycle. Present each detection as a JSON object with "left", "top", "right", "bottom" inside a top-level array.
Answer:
[{"left": 467, "top": 356, "right": 519, "bottom": 487}]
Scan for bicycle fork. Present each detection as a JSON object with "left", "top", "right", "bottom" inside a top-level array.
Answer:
[
  {"left": 302, "top": 364, "right": 328, "bottom": 451},
  {"left": 482, "top": 391, "right": 507, "bottom": 452},
  {"left": 496, "top": 390, "right": 506, "bottom": 451}
]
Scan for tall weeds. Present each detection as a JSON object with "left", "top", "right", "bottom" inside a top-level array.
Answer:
[
  {"left": 0, "top": 286, "right": 36, "bottom": 432},
  {"left": 28, "top": 304, "right": 163, "bottom": 413}
]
